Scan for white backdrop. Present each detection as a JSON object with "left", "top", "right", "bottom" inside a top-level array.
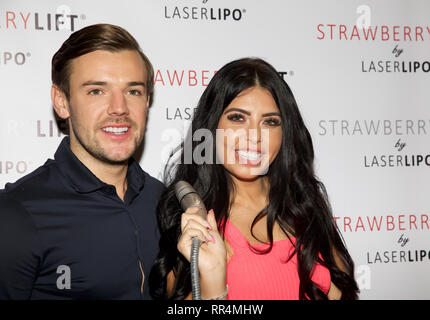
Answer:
[{"left": 0, "top": 0, "right": 429, "bottom": 299}]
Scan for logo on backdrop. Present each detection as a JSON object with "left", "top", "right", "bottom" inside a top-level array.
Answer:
[
  {"left": 155, "top": 69, "right": 217, "bottom": 88},
  {"left": 37, "top": 119, "right": 66, "bottom": 138},
  {"left": 318, "top": 119, "right": 430, "bottom": 168},
  {"left": 335, "top": 213, "right": 430, "bottom": 264},
  {"left": 316, "top": 5, "right": 430, "bottom": 73},
  {"left": 163, "top": 0, "right": 246, "bottom": 21},
  {"left": 364, "top": 233, "right": 430, "bottom": 264},
  {"left": 0, "top": 5, "right": 85, "bottom": 31},
  {"left": 6, "top": 119, "right": 66, "bottom": 139},
  {"left": 0, "top": 160, "right": 32, "bottom": 176},
  {"left": 0, "top": 51, "right": 31, "bottom": 66},
  {"left": 160, "top": 69, "right": 293, "bottom": 121},
  {"left": 360, "top": 44, "right": 430, "bottom": 73},
  {"left": 0, "top": 119, "right": 64, "bottom": 180},
  {"left": 335, "top": 214, "right": 429, "bottom": 233}
]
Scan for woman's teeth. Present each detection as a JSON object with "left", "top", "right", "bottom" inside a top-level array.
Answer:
[{"left": 236, "top": 150, "right": 262, "bottom": 160}]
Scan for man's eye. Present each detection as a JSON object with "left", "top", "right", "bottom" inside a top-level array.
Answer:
[
  {"left": 88, "top": 89, "right": 103, "bottom": 95},
  {"left": 227, "top": 113, "right": 244, "bottom": 122},
  {"left": 129, "top": 89, "right": 143, "bottom": 96}
]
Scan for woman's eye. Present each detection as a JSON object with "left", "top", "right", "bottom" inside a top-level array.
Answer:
[
  {"left": 88, "top": 89, "right": 103, "bottom": 96},
  {"left": 265, "top": 118, "right": 281, "bottom": 126},
  {"left": 227, "top": 113, "right": 245, "bottom": 122}
]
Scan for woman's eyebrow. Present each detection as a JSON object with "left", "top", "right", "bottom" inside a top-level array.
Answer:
[
  {"left": 223, "top": 108, "right": 251, "bottom": 115},
  {"left": 262, "top": 112, "right": 281, "bottom": 117},
  {"left": 223, "top": 108, "right": 280, "bottom": 117}
]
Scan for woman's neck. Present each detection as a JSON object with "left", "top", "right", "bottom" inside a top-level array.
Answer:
[{"left": 230, "top": 175, "right": 269, "bottom": 212}]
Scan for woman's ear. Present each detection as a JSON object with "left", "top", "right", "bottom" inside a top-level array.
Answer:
[{"left": 51, "top": 85, "right": 70, "bottom": 119}]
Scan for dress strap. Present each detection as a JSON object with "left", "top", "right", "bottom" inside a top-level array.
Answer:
[{"left": 224, "top": 219, "right": 250, "bottom": 250}]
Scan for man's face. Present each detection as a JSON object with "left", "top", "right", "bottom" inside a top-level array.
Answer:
[{"left": 63, "top": 49, "right": 149, "bottom": 164}]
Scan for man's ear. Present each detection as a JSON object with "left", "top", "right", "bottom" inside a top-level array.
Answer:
[{"left": 51, "top": 85, "right": 70, "bottom": 119}]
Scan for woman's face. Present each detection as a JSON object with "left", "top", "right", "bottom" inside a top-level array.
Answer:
[{"left": 216, "top": 86, "right": 283, "bottom": 181}]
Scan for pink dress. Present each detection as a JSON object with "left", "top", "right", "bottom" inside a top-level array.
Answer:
[{"left": 225, "top": 219, "right": 331, "bottom": 300}]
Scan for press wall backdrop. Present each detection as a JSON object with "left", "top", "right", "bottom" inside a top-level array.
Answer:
[{"left": 0, "top": 0, "right": 429, "bottom": 299}]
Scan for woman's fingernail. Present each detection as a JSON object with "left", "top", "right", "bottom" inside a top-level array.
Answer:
[{"left": 205, "top": 234, "right": 212, "bottom": 243}]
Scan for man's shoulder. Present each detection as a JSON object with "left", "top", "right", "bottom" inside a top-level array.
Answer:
[
  {"left": 142, "top": 171, "right": 165, "bottom": 190},
  {"left": 0, "top": 191, "right": 26, "bottom": 213},
  {"left": 0, "top": 158, "right": 66, "bottom": 238},
  {"left": 140, "top": 170, "right": 166, "bottom": 201},
  {"left": 1, "top": 159, "right": 59, "bottom": 202},
  {"left": 0, "top": 189, "right": 38, "bottom": 239}
]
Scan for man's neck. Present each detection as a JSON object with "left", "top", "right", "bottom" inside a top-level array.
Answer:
[{"left": 69, "top": 140, "right": 129, "bottom": 201}]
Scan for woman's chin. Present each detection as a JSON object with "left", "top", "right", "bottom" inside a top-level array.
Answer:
[{"left": 225, "top": 167, "right": 268, "bottom": 182}]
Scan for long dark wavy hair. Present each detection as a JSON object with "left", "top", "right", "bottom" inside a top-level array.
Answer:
[{"left": 149, "top": 57, "right": 359, "bottom": 300}]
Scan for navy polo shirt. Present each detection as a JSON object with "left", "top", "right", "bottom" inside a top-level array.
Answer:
[{"left": 0, "top": 137, "right": 164, "bottom": 299}]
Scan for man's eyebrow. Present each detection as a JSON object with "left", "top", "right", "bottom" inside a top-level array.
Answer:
[
  {"left": 80, "top": 81, "right": 146, "bottom": 87},
  {"left": 81, "top": 81, "right": 107, "bottom": 87},
  {"left": 128, "top": 81, "right": 146, "bottom": 87}
]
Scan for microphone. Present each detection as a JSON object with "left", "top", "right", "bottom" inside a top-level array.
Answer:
[
  {"left": 175, "top": 180, "right": 208, "bottom": 220},
  {"left": 174, "top": 180, "right": 207, "bottom": 300}
]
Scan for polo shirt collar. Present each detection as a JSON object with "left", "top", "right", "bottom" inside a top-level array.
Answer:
[
  {"left": 54, "top": 136, "right": 146, "bottom": 194},
  {"left": 127, "top": 157, "right": 146, "bottom": 194}
]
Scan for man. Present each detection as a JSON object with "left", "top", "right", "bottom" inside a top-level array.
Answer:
[{"left": 0, "top": 24, "right": 164, "bottom": 299}]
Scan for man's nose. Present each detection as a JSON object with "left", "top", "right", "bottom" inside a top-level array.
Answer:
[{"left": 107, "top": 90, "right": 129, "bottom": 116}]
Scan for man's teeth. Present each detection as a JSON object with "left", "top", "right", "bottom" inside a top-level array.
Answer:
[
  {"left": 102, "top": 127, "right": 129, "bottom": 134},
  {"left": 236, "top": 150, "right": 262, "bottom": 160}
]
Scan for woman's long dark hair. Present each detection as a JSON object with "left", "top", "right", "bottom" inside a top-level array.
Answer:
[{"left": 149, "top": 57, "right": 359, "bottom": 300}]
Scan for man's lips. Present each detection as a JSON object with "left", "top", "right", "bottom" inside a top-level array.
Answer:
[{"left": 100, "top": 124, "right": 132, "bottom": 138}]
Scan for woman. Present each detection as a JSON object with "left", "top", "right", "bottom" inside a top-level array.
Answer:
[{"left": 149, "top": 57, "right": 359, "bottom": 300}]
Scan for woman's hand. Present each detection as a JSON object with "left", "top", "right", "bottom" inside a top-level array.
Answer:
[{"left": 177, "top": 207, "right": 227, "bottom": 299}]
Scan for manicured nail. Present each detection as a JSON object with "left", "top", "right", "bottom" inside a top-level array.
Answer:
[
  {"left": 205, "top": 234, "right": 212, "bottom": 243},
  {"left": 209, "top": 234, "right": 215, "bottom": 244}
]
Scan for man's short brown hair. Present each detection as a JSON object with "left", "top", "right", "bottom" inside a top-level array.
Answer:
[{"left": 51, "top": 23, "right": 154, "bottom": 100}]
